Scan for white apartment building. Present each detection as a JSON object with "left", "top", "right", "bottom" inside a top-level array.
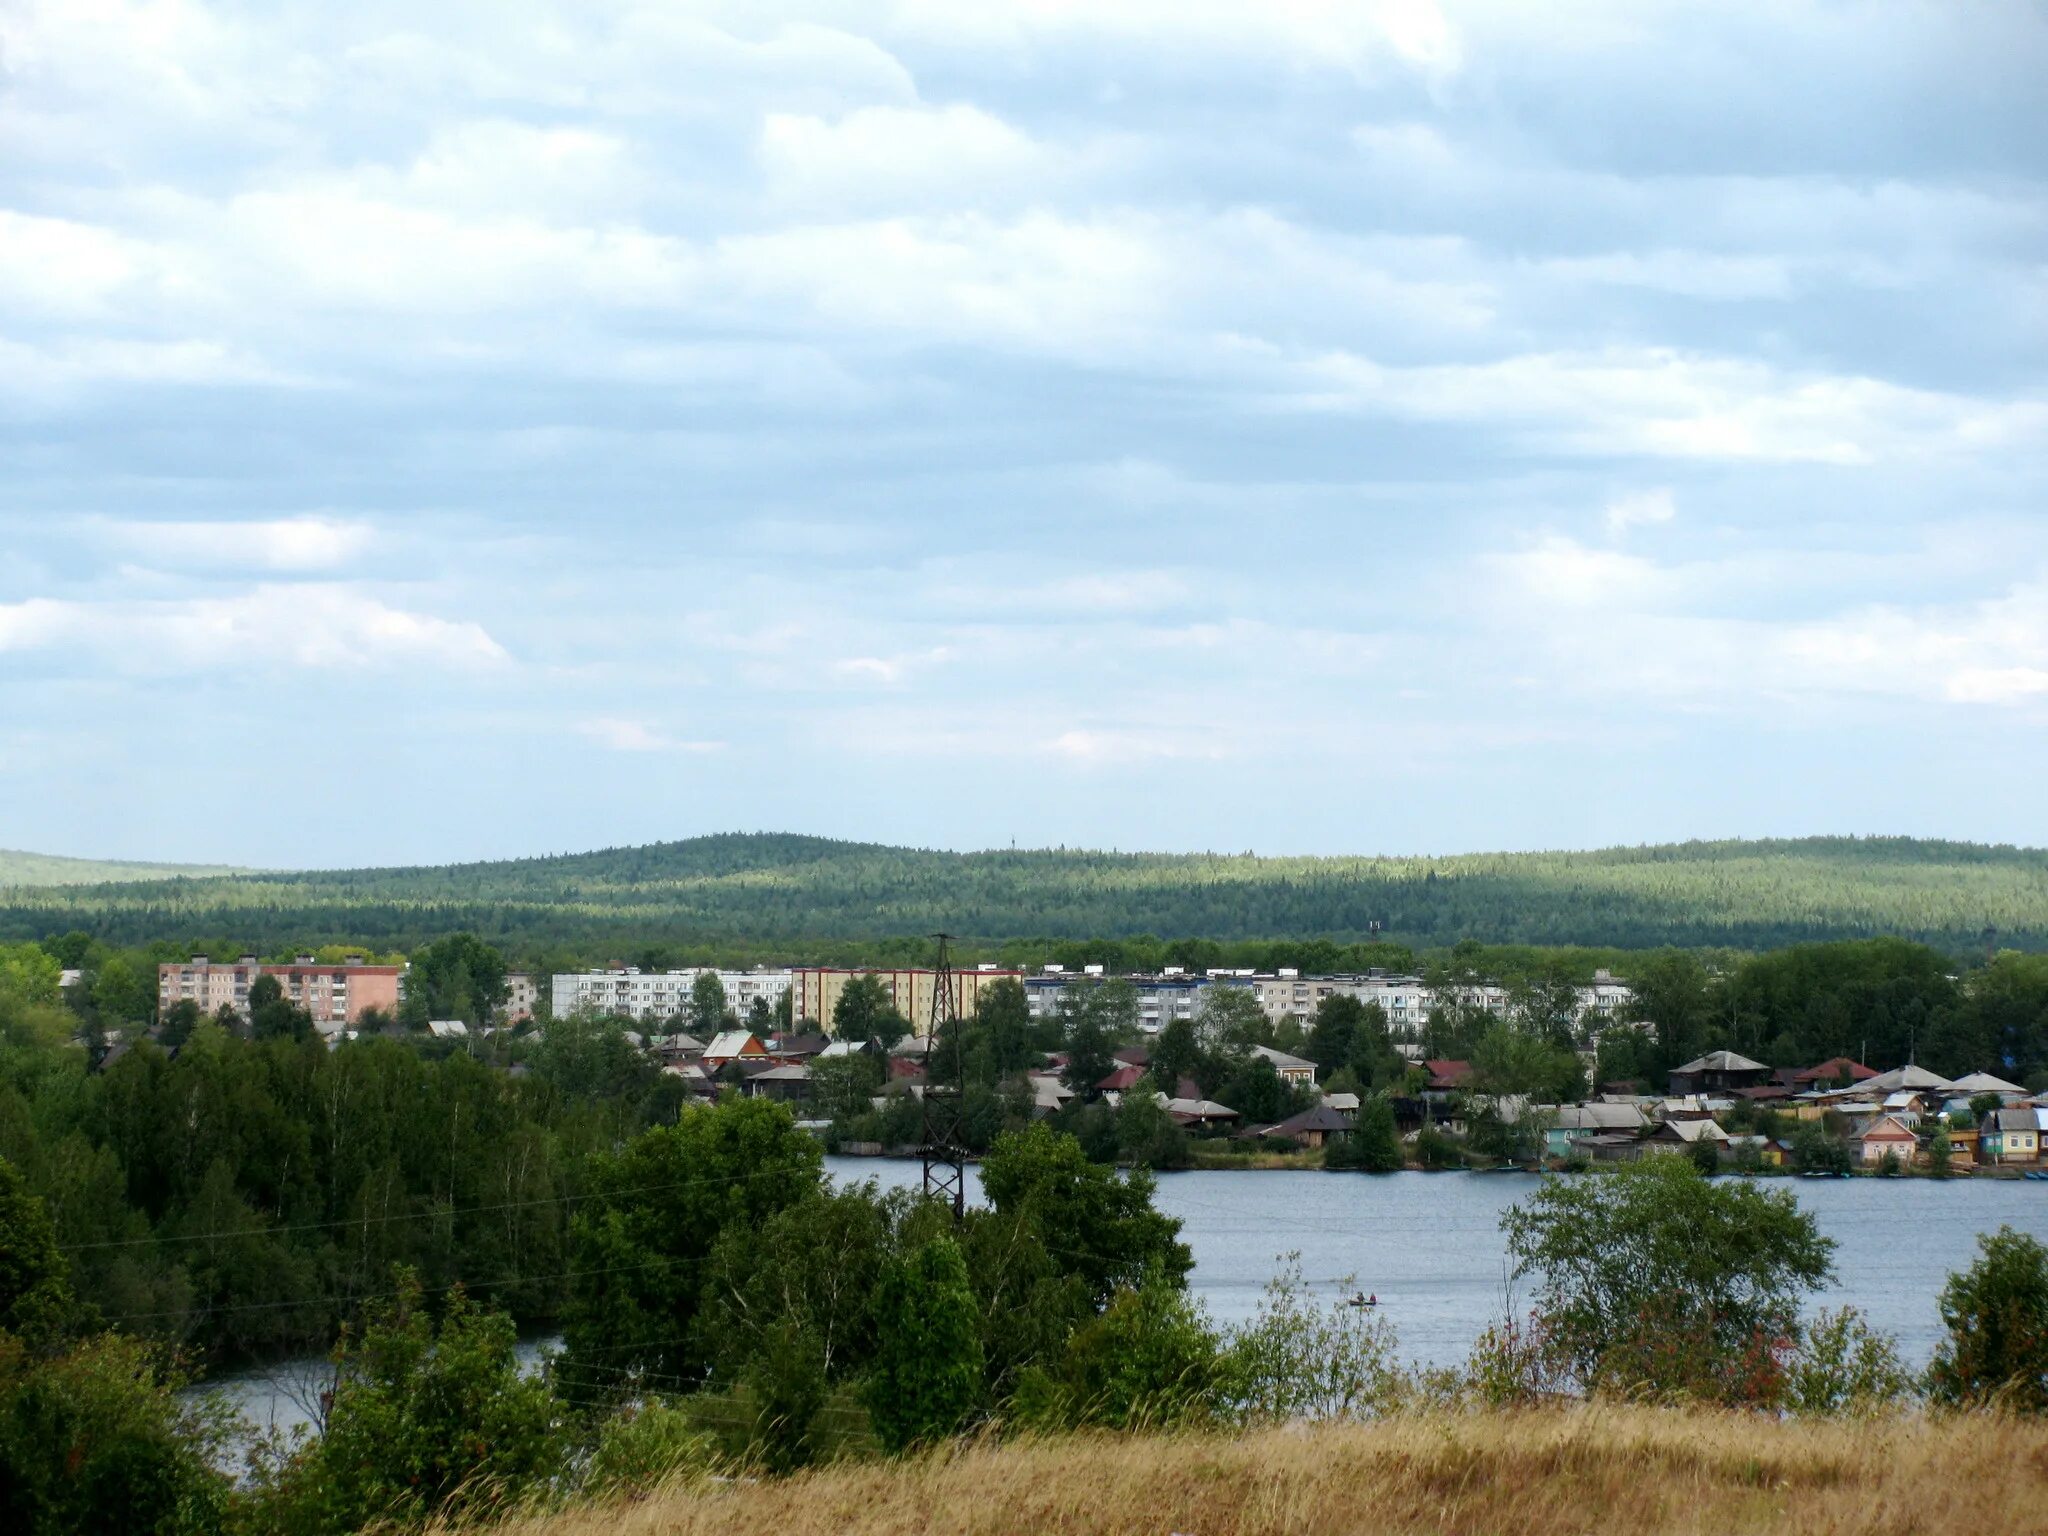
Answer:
[{"left": 549, "top": 968, "right": 792, "bottom": 1024}]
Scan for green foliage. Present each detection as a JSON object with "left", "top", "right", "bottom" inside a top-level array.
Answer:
[
  {"left": 1012, "top": 1280, "right": 1221, "bottom": 1432},
  {"left": 831, "top": 975, "right": 906, "bottom": 1047},
  {"left": 865, "top": 1237, "right": 983, "bottom": 1453},
  {"left": 1343, "top": 1097, "right": 1409, "bottom": 1179},
  {"left": 561, "top": 1097, "right": 824, "bottom": 1388},
  {"left": 576, "top": 1398, "right": 716, "bottom": 1498},
  {"left": 398, "top": 933, "right": 508, "bottom": 1028},
  {"left": 688, "top": 972, "right": 731, "bottom": 1037},
  {"left": 1928, "top": 1226, "right": 2048, "bottom": 1413},
  {"left": 1223, "top": 1256, "right": 1400, "bottom": 1422},
  {"left": 1115, "top": 1090, "right": 1189, "bottom": 1170},
  {"left": 978, "top": 1124, "right": 1191, "bottom": 1307},
  {"left": 0, "top": 1330, "right": 230, "bottom": 1536},
  {"left": 0, "top": 1155, "right": 77, "bottom": 1342},
  {"left": 1791, "top": 1124, "right": 1854, "bottom": 1176},
  {"left": 1783, "top": 1308, "right": 1916, "bottom": 1416},
  {"left": 1501, "top": 1158, "right": 1834, "bottom": 1401},
  {"left": 253, "top": 1272, "right": 565, "bottom": 1534},
  {"left": 14, "top": 834, "right": 2046, "bottom": 956}
]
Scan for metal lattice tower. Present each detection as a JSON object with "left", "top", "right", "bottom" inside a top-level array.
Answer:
[{"left": 919, "top": 931, "right": 967, "bottom": 1221}]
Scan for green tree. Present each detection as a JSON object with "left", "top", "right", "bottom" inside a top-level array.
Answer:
[
  {"left": 972, "top": 977, "right": 1035, "bottom": 1079},
  {"left": 689, "top": 971, "right": 732, "bottom": 1037},
  {"left": 832, "top": 974, "right": 906, "bottom": 1046},
  {"left": 260, "top": 1271, "right": 564, "bottom": 1532},
  {"left": 0, "top": 1155, "right": 77, "bottom": 1342},
  {"left": 978, "top": 1124, "right": 1191, "bottom": 1306},
  {"left": 866, "top": 1236, "right": 983, "bottom": 1452},
  {"left": 398, "top": 933, "right": 508, "bottom": 1028},
  {"left": 1348, "top": 1095, "right": 1405, "bottom": 1173},
  {"left": 1501, "top": 1157, "right": 1834, "bottom": 1400},
  {"left": 0, "top": 1332, "right": 230, "bottom": 1536},
  {"left": 247, "top": 974, "right": 314, "bottom": 1043},
  {"left": 1115, "top": 1090, "right": 1189, "bottom": 1170},
  {"left": 561, "top": 1097, "right": 824, "bottom": 1386},
  {"left": 1791, "top": 1123, "right": 1853, "bottom": 1176},
  {"left": 1194, "top": 985, "right": 1270, "bottom": 1051},
  {"left": 1927, "top": 1226, "right": 2048, "bottom": 1413},
  {"left": 1926, "top": 1124, "right": 1953, "bottom": 1178},
  {"left": 1059, "top": 991, "right": 1117, "bottom": 1098},
  {"left": 1014, "top": 1280, "right": 1221, "bottom": 1431}
]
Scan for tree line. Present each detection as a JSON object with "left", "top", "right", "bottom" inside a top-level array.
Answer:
[{"left": 4, "top": 832, "right": 2045, "bottom": 953}]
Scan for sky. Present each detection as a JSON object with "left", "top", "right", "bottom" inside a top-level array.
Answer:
[{"left": 1, "top": 0, "right": 2045, "bottom": 869}]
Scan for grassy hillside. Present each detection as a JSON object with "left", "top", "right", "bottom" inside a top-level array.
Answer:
[
  {"left": 0, "top": 832, "right": 2044, "bottom": 954},
  {"left": 0, "top": 849, "right": 248, "bottom": 887},
  {"left": 480, "top": 1408, "right": 2048, "bottom": 1536}
]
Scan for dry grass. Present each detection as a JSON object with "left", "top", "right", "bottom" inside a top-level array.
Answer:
[{"left": 476, "top": 1408, "right": 2048, "bottom": 1536}]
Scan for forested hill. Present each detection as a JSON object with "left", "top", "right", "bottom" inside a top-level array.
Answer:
[
  {"left": 0, "top": 849, "right": 248, "bottom": 886},
  {"left": 0, "top": 832, "right": 2044, "bottom": 955}
]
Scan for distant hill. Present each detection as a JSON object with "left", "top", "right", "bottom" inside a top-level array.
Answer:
[
  {"left": 0, "top": 832, "right": 2043, "bottom": 955},
  {"left": 0, "top": 849, "right": 250, "bottom": 887}
]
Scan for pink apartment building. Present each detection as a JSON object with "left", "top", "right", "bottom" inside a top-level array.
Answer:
[{"left": 157, "top": 955, "right": 403, "bottom": 1031}]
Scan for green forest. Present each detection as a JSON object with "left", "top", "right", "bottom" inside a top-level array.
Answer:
[{"left": 2, "top": 833, "right": 2046, "bottom": 956}]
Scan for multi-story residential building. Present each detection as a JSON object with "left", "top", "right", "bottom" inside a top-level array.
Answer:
[
  {"left": 502, "top": 972, "right": 539, "bottom": 1025},
  {"left": 549, "top": 968, "right": 793, "bottom": 1025},
  {"left": 792, "top": 967, "right": 1022, "bottom": 1036},
  {"left": 157, "top": 955, "right": 403, "bottom": 1034},
  {"left": 1025, "top": 969, "right": 1213, "bottom": 1034}
]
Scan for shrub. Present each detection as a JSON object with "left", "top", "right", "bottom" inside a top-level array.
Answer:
[
  {"left": 579, "top": 1398, "right": 716, "bottom": 1497},
  {"left": 1928, "top": 1226, "right": 2048, "bottom": 1413},
  {"left": 1783, "top": 1308, "right": 1915, "bottom": 1417},
  {"left": 252, "top": 1273, "right": 567, "bottom": 1533},
  {"left": 1011, "top": 1281, "right": 1223, "bottom": 1432},
  {"left": 865, "top": 1237, "right": 983, "bottom": 1453},
  {"left": 1223, "top": 1256, "right": 1401, "bottom": 1422},
  {"left": 1500, "top": 1156, "right": 1833, "bottom": 1404},
  {"left": 0, "top": 1331, "right": 230, "bottom": 1536}
]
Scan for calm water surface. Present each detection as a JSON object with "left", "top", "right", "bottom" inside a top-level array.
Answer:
[
  {"left": 830, "top": 1159, "right": 2048, "bottom": 1369},
  {"left": 204, "top": 1161, "right": 2048, "bottom": 1455}
]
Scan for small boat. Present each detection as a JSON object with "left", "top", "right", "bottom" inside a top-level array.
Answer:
[{"left": 1345, "top": 1292, "right": 1380, "bottom": 1309}]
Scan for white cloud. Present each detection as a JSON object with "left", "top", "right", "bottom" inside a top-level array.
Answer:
[
  {"left": 1040, "top": 727, "right": 1234, "bottom": 764},
  {"left": 111, "top": 516, "right": 376, "bottom": 572},
  {"left": 0, "top": 585, "right": 508, "bottom": 674},
  {"left": 1604, "top": 488, "right": 1676, "bottom": 537},
  {"left": 576, "top": 717, "right": 724, "bottom": 753},
  {"left": 760, "top": 103, "right": 1056, "bottom": 212}
]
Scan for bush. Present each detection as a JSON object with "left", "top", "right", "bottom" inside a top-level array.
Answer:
[
  {"left": 1928, "top": 1226, "right": 2048, "bottom": 1413},
  {"left": 1783, "top": 1308, "right": 1915, "bottom": 1417},
  {"left": 252, "top": 1273, "right": 567, "bottom": 1533},
  {"left": 1791, "top": 1125, "right": 1853, "bottom": 1176},
  {"left": 1012, "top": 1281, "right": 1223, "bottom": 1432},
  {"left": 578, "top": 1398, "right": 716, "bottom": 1497},
  {"left": 1223, "top": 1256, "right": 1400, "bottom": 1422},
  {"left": 865, "top": 1237, "right": 983, "bottom": 1453},
  {"left": 0, "top": 1331, "right": 230, "bottom": 1536},
  {"left": 1500, "top": 1157, "right": 1833, "bottom": 1404}
]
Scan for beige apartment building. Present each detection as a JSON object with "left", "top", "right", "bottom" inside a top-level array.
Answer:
[
  {"left": 792, "top": 966, "right": 1023, "bottom": 1036},
  {"left": 157, "top": 956, "right": 403, "bottom": 1033}
]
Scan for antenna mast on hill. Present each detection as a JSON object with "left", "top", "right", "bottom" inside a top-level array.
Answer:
[{"left": 920, "top": 931, "right": 967, "bottom": 1221}]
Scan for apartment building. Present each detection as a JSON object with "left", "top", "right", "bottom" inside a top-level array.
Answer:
[
  {"left": 502, "top": 972, "right": 539, "bottom": 1025},
  {"left": 549, "top": 968, "right": 793, "bottom": 1024},
  {"left": 791, "top": 967, "right": 1022, "bottom": 1036},
  {"left": 1025, "top": 969, "right": 1212, "bottom": 1034},
  {"left": 157, "top": 956, "right": 403, "bottom": 1034}
]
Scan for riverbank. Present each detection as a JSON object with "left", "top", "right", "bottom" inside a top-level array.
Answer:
[{"left": 467, "top": 1406, "right": 2048, "bottom": 1536}]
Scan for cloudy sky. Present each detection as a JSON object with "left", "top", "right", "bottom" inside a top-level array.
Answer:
[{"left": 2, "top": 0, "right": 2044, "bottom": 868}]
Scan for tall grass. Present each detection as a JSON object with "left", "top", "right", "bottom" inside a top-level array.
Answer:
[{"left": 470, "top": 1406, "right": 2048, "bottom": 1536}]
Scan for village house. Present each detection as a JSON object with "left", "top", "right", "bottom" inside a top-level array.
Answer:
[
  {"left": 1250, "top": 1044, "right": 1318, "bottom": 1088},
  {"left": 1983, "top": 1106, "right": 2042, "bottom": 1164},
  {"left": 1543, "top": 1102, "right": 1649, "bottom": 1159},
  {"left": 700, "top": 1030, "right": 769, "bottom": 1070},
  {"left": 1249, "top": 1101, "right": 1354, "bottom": 1149},
  {"left": 1667, "top": 1050, "right": 1771, "bottom": 1096},
  {"left": 1853, "top": 1113, "right": 1920, "bottom": 1167},
  {"left": 1644, "top": 1117, "right": 1731, "bottom": 1153}
]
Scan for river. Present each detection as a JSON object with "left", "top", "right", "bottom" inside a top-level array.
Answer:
[{"left": 203, "top": 1162, "right": 2048, "bottom": 1451}]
